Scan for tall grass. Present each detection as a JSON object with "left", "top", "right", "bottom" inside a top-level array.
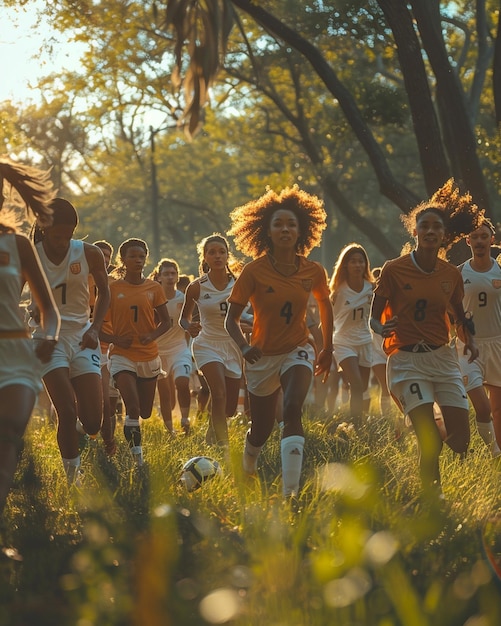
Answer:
[{"left": 2, "top": 403, "right": 501, "bottom": 626}]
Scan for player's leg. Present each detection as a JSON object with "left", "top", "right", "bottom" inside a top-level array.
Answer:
[{"left": 0, "top": 385, "right": 36, "bottom": 514}]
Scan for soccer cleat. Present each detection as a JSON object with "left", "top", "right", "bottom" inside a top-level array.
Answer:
[{"left": 181, "top": 417, "right": 191, "bottom": 436}]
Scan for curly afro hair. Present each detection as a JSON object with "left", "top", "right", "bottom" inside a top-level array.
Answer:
[
  {"left": 401, "top": 178, "right": 485, "bottom": 251},
  {"left": 228, "top": 185, "right": 327, "bottom": 259}
]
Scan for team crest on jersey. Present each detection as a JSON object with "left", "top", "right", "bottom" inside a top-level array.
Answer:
[
  {"left": 301, "top": 279, "right": 313, "bottom": 292},
  {"left": 440, "top": 281, "right": 452, "bottom": 294},
  {"left": 70, "top": 262, "right": 81, "bottom": 275},
  {"left": 492, "top": 279, "right": 501, "bottom": 289},
  {"left": 0, "top": 252, "right": 10, "bottom": 266}
]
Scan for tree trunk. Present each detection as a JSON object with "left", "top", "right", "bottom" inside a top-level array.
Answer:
[{"left": 410, "top": 0, "right": 492, "bottom": 214}]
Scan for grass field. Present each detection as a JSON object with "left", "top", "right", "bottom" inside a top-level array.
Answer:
[{"left": 1, "top": 402, "right": 501, "bottom": 626}]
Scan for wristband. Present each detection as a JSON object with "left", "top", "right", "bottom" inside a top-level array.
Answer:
[{"left": 44, "top": 335, "right": 59, "bottom": 342}]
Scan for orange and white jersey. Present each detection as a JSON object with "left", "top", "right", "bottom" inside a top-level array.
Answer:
[
  {"left": 108, "top": 278, "right": 166, "bottom": 362},
  {"left": 229, "top": 255, "right": 330, "bottom": 356},
  {"left": 332, "top": 280, "right": 373, "bottom": 346},
  {"left": 35, "top": 239, "right": 90, "bottom": 332},
  {"left": 374, "top": 253, "right": 463, "bottom": 355}
]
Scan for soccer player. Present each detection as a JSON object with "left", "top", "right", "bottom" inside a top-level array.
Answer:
[
  {"left": 32, "top": 198, "right": 110, "bottom": 484},
  {"left": 150, "top": 258, "right": 193, "bottom": 435},
  {"left": 101, "top": 239, "right": 170, "bottom": 466},
  {"left": 179, "top": 234, "right": 243, "bottom": 448},
  {"left": 225, "top": 186, "right": 333, "bottom": 499},
  {"left": 0, "top": 159, "right": 60, "bottom": 513},
  {"left": 456, "top": 219, "right": 501, "bottom": 457},
  {"left": 329, "top": 243, "right": 373, "bottom": 425},
  {"left": 370, "top": 179, "right": 482, "bottom": 499}
]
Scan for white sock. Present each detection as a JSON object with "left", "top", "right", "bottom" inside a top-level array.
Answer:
[
  {"left": 242, "top": 432, "right": 262, "bottom": 474},
  {"left": 125, "top": 416, "right": 140, "bottom": 428},
  {"left": 476, "top": 421, "right": 501, "bottom": 457},
  {"left": 131, "top": 445, "right": 143, "bottom": 465},
  {"left": 281, "top": 435, "right": 305, "bottom": 498},
  {"left": 62, "top": 456, "right": 81, "bottom": 485}
]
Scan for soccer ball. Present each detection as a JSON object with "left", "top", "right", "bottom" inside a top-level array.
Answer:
[{"left": 180, "top": 456, "right": 223, "bottom": 492}]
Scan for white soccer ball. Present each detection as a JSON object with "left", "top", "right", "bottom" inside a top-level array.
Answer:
[{"left": 180, "top": 456, "right": 223, "bottom": 492}]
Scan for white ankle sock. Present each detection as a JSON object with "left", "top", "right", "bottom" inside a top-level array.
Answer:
[
  {"left": 476, "top": 421, "right": 501, "bottom": 457},
  {"left": 281, "top": 435, "right": 305, "bottom": 497},
  {"left": 243, "top": 432, "right": 262, "bottom": 474},
  {"left": 62, "top": 456, "right": 81, "bottom": 484}
]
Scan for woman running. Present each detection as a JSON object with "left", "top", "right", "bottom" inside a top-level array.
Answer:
[
  {"left": 0, "top": 159, "right": 60, "bottom": 513},
  {"left": 370, "top": 179, "right": 482, "bottom": 499},
  {"left": 150, "top": 258, "right": 193, "bottom": 435},
  {"left": 32, "top": 198, "right": 110, "bottom": 485},
  {"left": 101, "top": 239, "right": 170, "bottom": 467},
  {"left": 329, "top": 243, "right": 373, "bottom": 425},
  {"left": 179, "top": 234, "right": 243, "bottom": 449},
  {"left": 225, "top": 186, "right": 333, "bottom": 499}
]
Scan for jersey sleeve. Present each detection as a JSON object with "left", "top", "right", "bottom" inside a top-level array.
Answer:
[
  {"left": 229, "top": 264, "right": 255, "bottom": 306},
  {"left": 311, "top": 262, "right": 330, "bottom": 300}
]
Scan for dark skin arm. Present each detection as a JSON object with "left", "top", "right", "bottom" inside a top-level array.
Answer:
[
  {"left": 139, "top": 302, "right": 171, "bottom": 344},
  {"left": 82, "top": 243, "right": 110, "bottom": 350},
  {"left": 18, "top": 235, "right": 60, "bottom": 363},
  {"left": 314, "top": 294, "right": 334, "bottom": 382},
  {"left": 179, "top": 281, "right": 202, "bottom": 337}
]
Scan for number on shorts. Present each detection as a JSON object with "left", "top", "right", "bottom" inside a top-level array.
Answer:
[
  {"left": 297, "top": 349, "right": 309, "bottom": 361},
  {"left": 409, "top": 382, "right": 423, "bottom": 400}
]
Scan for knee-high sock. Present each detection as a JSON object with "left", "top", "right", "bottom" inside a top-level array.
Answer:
[{"left": 281, "top": 435, "right": 305, "bottom": 497}]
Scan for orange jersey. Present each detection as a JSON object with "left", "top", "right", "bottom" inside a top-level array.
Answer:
[
  {"left": 375, "top": 253, "right": 463, "bottom": 355},
  {"left": 229, "top": 255, "right": 330, "bottom": 356},
  {"left": 108, "top": 278, "right": 166, "bottom": 361}
]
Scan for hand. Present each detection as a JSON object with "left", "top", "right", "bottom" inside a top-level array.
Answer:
[
  {"left": 185, "top": 321, "right": 202, "bottom": 338},
  {"left": 464, "top": 339, "right": 479, "bottom": 364},
  {"left": 381, "top": 315, "right": 398, "bottom": 338},
  {"left": 34, "top": 338, "right": 57, "bottom": 364},
  {"left": 241, "top": 344, "right": 262, "bottom": 364},
  {"left": 80, "top": 326, "right": 99, "bottom": 350},
  {"left": 314, "top": 349, "right": 332, "bottom": 383},
  {"left": 139, "top": 333, "right": 154, "bottom": 345},
  {"left": 113, "top": 335, "right": 133, "bottom": 349}
]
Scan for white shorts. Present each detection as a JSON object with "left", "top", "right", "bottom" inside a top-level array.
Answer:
[
  {"left": 245, "top": 343, "right": 315, "bottom": 397},
  {"left": 457, "top": 338, "right": 501, "bottom": 390},
  {"left": 0, "top": 337, "right": 43, "bottom": 395},
  {"left": 100, "top": 349, "right": 119, "bottom": 398},
  {"left": 388, "top": 344, "right": 468, "bottom": 414},
  {"left": 192, "top": 337, "right": 242, "bottom": 379},
  {"left": 39, "top": 325, "right": 101, "bottom": 379},
  {"left": 160, "top": 346, "right": 193, "bottom": 380},
  {"left": 371, "top": 333, "right": 387, "bottom": 367},
  {"left": 334, "top": 341, "right": 373, "bottom": 368},
  {"left": 110, "top": 354, "right": 162, "bottom": 379}
]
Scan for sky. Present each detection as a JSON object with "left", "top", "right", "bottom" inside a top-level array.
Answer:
[{"left": 1, "top": 3, "right": 80, "bottom": 102}]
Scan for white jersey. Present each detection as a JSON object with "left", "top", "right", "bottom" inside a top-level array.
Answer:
[
  {"left": 460, "top": 259, "right": 501, "bottom": 339},
  {"left": 157, "top": 289, "right": 187, "bottom": 354},
  {"left": 194, "top": 273, "right": 235, "bottom": 342},
  {"left": 0, "top": 233, "right": 25, "bottom": 333},
  {"left": 332, "top": 280, "right": 373, "bottom": 346},
  {"left": 35, "top": 239, "right": 90, "bottom": 333}
]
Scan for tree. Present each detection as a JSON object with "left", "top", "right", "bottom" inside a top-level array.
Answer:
[{"left": 165, "top": 0, "right": 497, "bottom": 215}]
